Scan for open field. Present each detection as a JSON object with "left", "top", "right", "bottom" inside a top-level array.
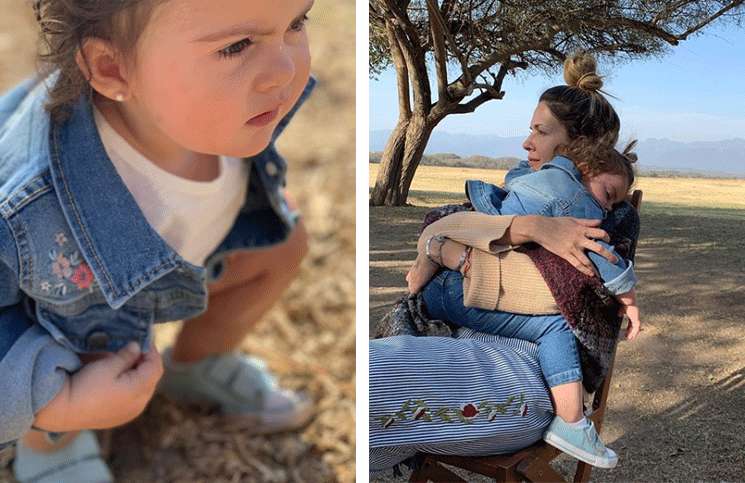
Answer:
[
  {"left": 369, "top": 164, "right": 745, "bottom": 481},
  {"left": 370, "top": 163, "right": 745, "bottom": 209},
  {"left": 0, "top": 0, "right": 355, "bottom": 482}
]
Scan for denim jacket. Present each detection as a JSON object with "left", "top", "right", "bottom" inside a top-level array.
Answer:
[
  {"left": 465, "top": 157, "right": 637, "bottom": 294},
  {"left": 0, "top": 74, "right": 315, "bottom": 445}
]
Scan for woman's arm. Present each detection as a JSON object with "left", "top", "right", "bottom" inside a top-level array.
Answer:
[
  {"left": 502, "top": 215, "right": 617, "bottom": 275},
  {"left": 409, "top": 212, "right": 622, "bottom": 314},
  {"left": 421, "top": 212, "right": 617, "bottom": 277}
]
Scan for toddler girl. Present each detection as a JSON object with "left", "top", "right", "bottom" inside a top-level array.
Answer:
[{"left": 0, "top": 0, "right": 316, "bottom": 481}]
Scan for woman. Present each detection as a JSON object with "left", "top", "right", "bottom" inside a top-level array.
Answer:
[{"left": 369, "top": 52, "right": 640, "bottom": 475}]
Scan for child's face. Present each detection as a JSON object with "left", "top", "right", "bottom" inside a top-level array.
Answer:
[
  {"left": 125, "top": 0, "right": 313, "bottom": 158},
  {"left": 522, "top": 102, "right": 570, "bottom": 170},
  {"left": 582, "top": 173, "right": 628, "bottom": 211}
]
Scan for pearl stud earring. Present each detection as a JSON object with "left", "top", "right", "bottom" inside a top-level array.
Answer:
[{"left": 115, "top": 93, "right": 124, "bottom": 102}]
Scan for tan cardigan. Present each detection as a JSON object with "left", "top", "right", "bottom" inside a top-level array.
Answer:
[{"left": 418, "top": 211, "right": 559, "bottom": 315}]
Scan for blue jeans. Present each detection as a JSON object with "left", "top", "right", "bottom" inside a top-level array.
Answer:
[{"left": 422, "top": 270, "right": 582, "bottom": 388}]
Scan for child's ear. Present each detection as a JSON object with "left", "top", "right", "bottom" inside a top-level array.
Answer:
[{"left": 76, "top": 38, "right": 130, "bottom": 102}]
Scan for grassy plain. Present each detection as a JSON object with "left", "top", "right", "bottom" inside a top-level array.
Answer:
[
  {"left": 369, "top": 163, "right": 745, "bottom": 209},
  {"left": 369, "top": 162, "right": 745, "bottom": 482}
]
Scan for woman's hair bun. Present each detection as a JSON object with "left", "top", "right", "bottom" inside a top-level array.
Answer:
[{"left": 563, "top": 52, "right": 603, "bottom": 93}]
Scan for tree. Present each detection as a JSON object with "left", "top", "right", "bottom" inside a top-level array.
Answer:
[{"left": 369, "top": 0, "right": 745, "bottom": 206}]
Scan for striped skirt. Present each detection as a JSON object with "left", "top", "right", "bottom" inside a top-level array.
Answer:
[{"left": 369, "top": 329, "right": 554, "bottom": 475}]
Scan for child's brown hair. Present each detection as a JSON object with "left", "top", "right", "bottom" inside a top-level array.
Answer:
[
  {"left": 33, "top": 0, "right": 166, "bottom": 119},
  {"left": 559, "top": 140, "right": 637, "bottom": 193}
]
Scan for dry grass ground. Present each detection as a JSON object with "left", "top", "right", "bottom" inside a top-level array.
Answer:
[
  {"left": 370, "top": 163, "right": 745, "bottom": 209},
  {"left": 0, "top": 1, "right": 355, "bottom": 482},
  {"left": 369, "top": 164, "right": 745, "bottom": 481}
]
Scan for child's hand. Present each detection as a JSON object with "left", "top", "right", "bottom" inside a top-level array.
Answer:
[
  {"left": 34, "top": 342, "right": 163, "bottom": 432},
  {"left": 617, "top": 287, "right": 641, "bottom": 340},
  {"left": 406, "top": 252, "right": 439, "bottom": 294}
]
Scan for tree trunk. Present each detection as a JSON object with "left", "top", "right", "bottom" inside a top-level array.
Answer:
[
  {"left": 369, "top": 112, "right": 436, "bottom": 206},
  {"left": 369, "top": 120, "right": 407, "bottom": 206}
]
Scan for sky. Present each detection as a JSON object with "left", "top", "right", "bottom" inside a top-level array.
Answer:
[{"left": 368, "top": 23, "right": 745, "bottom": 146}]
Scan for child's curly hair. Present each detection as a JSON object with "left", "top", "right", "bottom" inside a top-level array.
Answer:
[
  {"left": 559, "top": 140, "right": 638, "bottom": 193},
  {"left": 33, "top": 0, "right": 166, "bottom": 120}
]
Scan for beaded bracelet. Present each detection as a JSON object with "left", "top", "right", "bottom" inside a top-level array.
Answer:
[{"left": 425, "top": 234, "right": 446, "bottom": 266}]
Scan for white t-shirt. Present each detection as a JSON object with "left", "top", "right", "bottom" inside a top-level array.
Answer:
[{"left": 94, "top": 107, "right": 249, "bottom": 267}]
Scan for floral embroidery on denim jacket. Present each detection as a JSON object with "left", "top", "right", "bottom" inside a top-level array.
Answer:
[{"left": 42, "top": 231, "right": 97, "bottom": 296}]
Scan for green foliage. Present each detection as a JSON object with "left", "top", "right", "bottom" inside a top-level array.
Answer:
[
  {"left": 370, "top": 151, "right": 520, "bottom": 169},
  {"left": 368, "top": 3, "right": 391, "bottom": 78},
  {"left": 369, "top": 21, "right": 392, "bottom": 79},
  {"left": 640, "top": 170, "right": 741, "bottom": 180},
  {"left": 428, "top": 152, "right": 461, "bottom": 161}
]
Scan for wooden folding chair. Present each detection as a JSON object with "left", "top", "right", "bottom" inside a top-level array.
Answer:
[{"left": 409, "top": 190, "right": 643, "bottom": 483}]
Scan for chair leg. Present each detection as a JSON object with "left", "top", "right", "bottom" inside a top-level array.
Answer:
[
  {"left": 517, "top": 454, "right": 567, "bottom": 482},
  {"left": 409, "top": 455, "right": 467, "bottom": 482},
  {"left": 573, "top": 460, "right": 593, "bottom": 483}
]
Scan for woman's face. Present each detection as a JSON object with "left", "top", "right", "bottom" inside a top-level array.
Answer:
[{"left": 522, "top": 102, "right": 570, "bottom": 169}]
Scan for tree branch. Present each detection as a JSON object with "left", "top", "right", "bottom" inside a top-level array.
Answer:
[
  {"left": 450, "top": 60, "right": 526, "bottom": 114},
  {"left": 380, "top": 0, "right": 432, "bottom": 113},
  {"left": 586, "top": 42, "right": 649, "bottom": 55},
  {"left": 677, "top": 0, "right": 745, "bottom": 39},
  {"left": 425, "top": 0, "right": 450, "bottom": 101},
  {"left": 385, "top": 19, "right": 412, "bottom": 118},
  {"left": 604, "top": 1, "right": 745, "bottom": 46},
  {"left": 651, "top": 0, "right": 697, "bottom": 26},
  {"left": 471, "top": 82, "right": 504, "bottom": 98},
  {"left": 425, "top": 0, "right": 472, "bottom": 86},
  {"left": 392, "top": 26, "right": 431, "bottom": 112},
  {"left": 451, "top": 90, "right": 501, "bottom": 114}
]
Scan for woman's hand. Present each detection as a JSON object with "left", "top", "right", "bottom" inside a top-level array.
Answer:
[
  {"left": 510, "top": 215, "right": 617, "bottom": 277},
  {"left": 406, "top": 252, "right": 439, "bottom": 294},
  {"left": 407, "top": 237, "right": 471, "bottom": 294}
]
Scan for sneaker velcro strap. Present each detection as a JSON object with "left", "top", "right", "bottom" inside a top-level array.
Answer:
[{"left": 206, "top": 353, "right": 274, "bottom": 408}]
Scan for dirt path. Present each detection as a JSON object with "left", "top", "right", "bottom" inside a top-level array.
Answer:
[
  {"left": 0, "top": 0, "right": 355, "bottom": 482},
  {"left": 369, "top": 198, "right": 745, "bottom": 482}
]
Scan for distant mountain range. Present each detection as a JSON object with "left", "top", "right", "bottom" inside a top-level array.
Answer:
[{"left": 369, "top": 130, "right": 745, "bottom": 178}]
